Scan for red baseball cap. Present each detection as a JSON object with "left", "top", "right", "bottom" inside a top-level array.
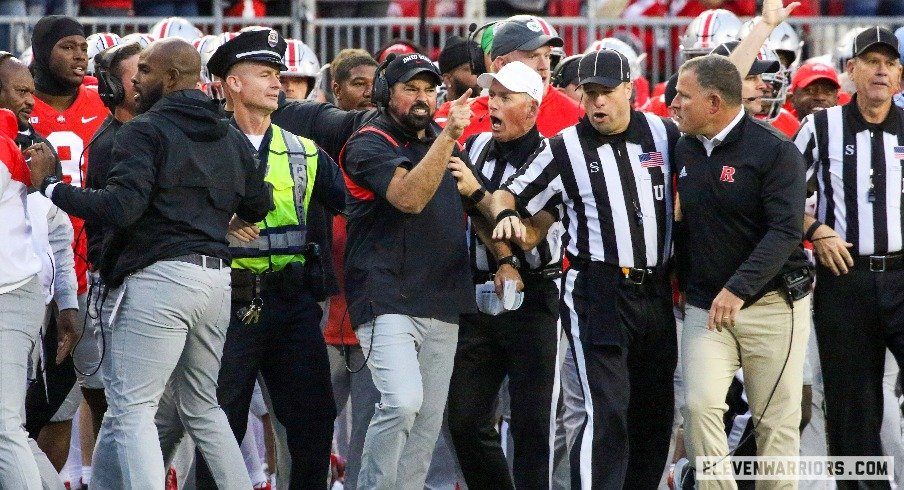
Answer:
[{"left": 791, "top": 62, "right": 840, "bottom": 91}]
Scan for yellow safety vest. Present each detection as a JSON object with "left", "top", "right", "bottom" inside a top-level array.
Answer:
[{"left": 231, "top": 124, "right": 318, "bottom": 273}]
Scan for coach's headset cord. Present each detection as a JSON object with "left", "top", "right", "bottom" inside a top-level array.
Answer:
[
  {"left": 679, "top": 290, "right": 797, "bottom": 489},
  {"left": 69, "top": 121, "right": 113, "bottom": 378}
]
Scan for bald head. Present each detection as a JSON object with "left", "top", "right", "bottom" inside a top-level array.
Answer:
[
  {"left": 145, "top": 38, "right": 201, "bottom": 92},
  {"left": 0, "top": 56, "right": 35, "bottom": 129},
  {"left": 134, "top": 38, "right": 203, "bottom": 113}
]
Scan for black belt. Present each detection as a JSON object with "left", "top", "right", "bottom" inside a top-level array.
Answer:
[
  {"left": 565, "top": 253, "right": 661, "bottom": 286},
  {"left": 472, "top": 264, "right": 562, "bottom": 285},
  {"left": 852, "top": 253, "right": 904, "bottom": 272},
  {"left": 170, "top": 254, "right": 227, "bottom": 270}
]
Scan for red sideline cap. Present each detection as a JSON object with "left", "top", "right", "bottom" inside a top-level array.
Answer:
[
  {"left": 791, "top": 62, "right": 840, "bottom": 91},
  {"left": 379, "top": 43, "right": 418, "bottom": 62}
]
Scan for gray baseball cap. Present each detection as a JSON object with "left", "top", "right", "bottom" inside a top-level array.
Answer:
[{"left": 491, "top": 15, "right": 563, "bottom": 59}]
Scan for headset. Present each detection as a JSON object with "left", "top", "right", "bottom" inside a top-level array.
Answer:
[
  {"left": 467, "top": 21, "right": 497, "bottom": 77},
  {"left": 371, "top": 53, "right": 397, "bottom": 109},
  {"left": 550, "top": 54, "right": 581, "bottom": 88},
  {"left": 95, "top": 43, "right": 139, "bottom": 111}
]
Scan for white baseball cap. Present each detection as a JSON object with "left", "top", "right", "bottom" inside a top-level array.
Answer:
[{"left": 477, "top": 61, "right": 544, "bottom": 104}]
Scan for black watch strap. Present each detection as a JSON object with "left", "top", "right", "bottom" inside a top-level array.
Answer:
[
  {"left": 41, "top": 175, "right": 60, "bottom": 196},
  {"left": 498, "top": 255, "right": 520, "bottom": 269}
]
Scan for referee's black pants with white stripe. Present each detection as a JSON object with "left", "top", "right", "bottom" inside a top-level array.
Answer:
[
  {"left": 562, "top": 262, "right": 676, "bottom": 490},
  {"left": 814, "top": 264, "right": 904, "bottom": 490},
  {"left": 448, "top": 279, "right": 560, "bottom": 490}
]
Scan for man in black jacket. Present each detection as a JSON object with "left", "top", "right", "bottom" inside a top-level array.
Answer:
[
  {"left": 27, "top": 38, "right": 272, "bottom": 490},
  {"left": 671, "top": 54, "right": 810, "bottom": 488}
]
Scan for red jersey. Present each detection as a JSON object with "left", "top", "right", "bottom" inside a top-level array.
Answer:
[
  {"left": 669, "top": 0, "right": 756, "bottom": 17},
  {"left": 435, "top": 86, "right": 584, "bottom": 143},
  {"left": 31, "top": 85, "right": 108, "bottom": 294},
  {"left": 766, "top": 108, "right": 800, "bottom": 138}
]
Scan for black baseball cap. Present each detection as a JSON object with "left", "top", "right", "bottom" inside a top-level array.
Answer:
[
  {"left": 491, "top": 15, "right": 563, "bottom": 59},
  {"left": 577, "top": 49, "right": 631, "bottom": 87},
  {"left": 438, "top": 36, "right": 474, "bottom": 74},
  {"left": 208, "top": 29, "right": 288, "bottom": 79},
  {"left": 710, "top": 41, "right": 780, "bottom": 77},
  {"left": 384, "top": 52, "right": 442, "bottom": 86},
  {"left": 853, "top": 26, "right": 900, "bottom": 58}
]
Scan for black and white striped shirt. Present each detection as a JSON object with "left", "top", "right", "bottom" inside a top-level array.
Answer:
[
  {"left": 505, "top": 112, "right": 679, "bottom": 268},
  {"left": 794, "top": 97, "right": 904, "bottom": 255},
  {"left": 465, "top": 129, "right": 564, "bottom": 272}
]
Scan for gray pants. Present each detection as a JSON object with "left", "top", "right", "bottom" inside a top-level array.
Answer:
[
  {"left": 328, "top": 343, "right": 380, "bottom": 490},
  {"left": 356, "top": 314, "right": 458, "bottom": 490},
  {"left": 90, "top": 260, "right": 250, "bottom": 490},
  {"left": 0, "top": 276, "right": 44, "bottom": 489}
]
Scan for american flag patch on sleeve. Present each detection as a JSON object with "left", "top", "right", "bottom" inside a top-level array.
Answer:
[{"left": 639, "top": 151, "right": 664, "bottom": 168}]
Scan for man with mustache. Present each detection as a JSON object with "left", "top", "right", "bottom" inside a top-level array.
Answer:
[
  {"left": 27, "top": 37, "right": 273, "bottom": 489},
  {"left": 26, "top": 14, "right": 108, "bottom": 473},
  {"left": 339, "top": 53, "right": 475, "bottom": 490},
  {"left": 789, "top": 61, "right": 841, "bottom": 121}
]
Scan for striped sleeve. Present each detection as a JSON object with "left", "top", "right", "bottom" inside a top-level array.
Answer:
[
  {"left": 504, "top": 140, "right": 564, "bottom": 217},
  {"left": 793, "top": 114, "right": 819, "bottom": 181}
]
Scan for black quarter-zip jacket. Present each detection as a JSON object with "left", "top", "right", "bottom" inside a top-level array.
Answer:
[{"left": 675, "top": 112, "right": 809, "bottom": 309}]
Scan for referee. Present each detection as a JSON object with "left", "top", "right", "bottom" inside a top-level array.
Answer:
[
  {"left": 491, "top": 49, "right": 679, "bottom": 489},
  {"left": 446, "top": 61, "right": 563, "bottom": 489},
  {"left": 794, "top": 27, "right": 904, "bottom": 489}
]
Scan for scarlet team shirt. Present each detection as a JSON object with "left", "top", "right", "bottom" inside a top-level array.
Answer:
[{"left": 31, "top": 84, "right": 108, "bottom": 294}]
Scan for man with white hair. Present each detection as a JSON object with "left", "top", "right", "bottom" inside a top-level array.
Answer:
[{"left": 447, "top": 60, "right": 564, "bottom": 489}]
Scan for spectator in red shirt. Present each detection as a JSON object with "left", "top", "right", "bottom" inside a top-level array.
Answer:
[
  {"left": 434, "top": 15, "right": 584, "bottom": 142},
  {"left": 789, "top": 61, "right": 841, "bottom": 120},
  {"left": 78, "top": 0, "right": 130, "bottom": 16}
]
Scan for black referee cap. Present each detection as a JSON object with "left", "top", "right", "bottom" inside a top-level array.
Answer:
[
  {"left": 853, "top": 26, "right": 900, "bottom": 59},
  {"left": 207, "top": 29, "right": 288, "bottom": 79},
  {"left": 577, "top": 49, "right": 631, "bottom": 87}
]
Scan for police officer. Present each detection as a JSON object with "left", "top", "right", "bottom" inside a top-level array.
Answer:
[
  {"left": 794, "top": 27, "right": 904, "bottom": 490},
  {"left": 490, "top": 49, "right": 679, "bottom": 489},
  {"left": 27, "top": 37, "right": 272, "bottom": 489},
  {"left": 194, "top": 29, "right": 346, "bottom": 489},
  {"left": 447, "top": 61, "right": 563, "bottom": 489}
]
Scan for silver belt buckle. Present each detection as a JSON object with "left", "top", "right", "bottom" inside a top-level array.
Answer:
[
  {"left": 202, "top": 255, "right": 221, "bottom": 269},
  {"left": 870, "top": 255, "right": 887, "bottom": 272}
]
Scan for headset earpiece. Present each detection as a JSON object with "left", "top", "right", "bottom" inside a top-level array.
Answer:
[
  {"left": 467, "top": 21, "right": 496, "bottom": 77},
  {"left": 371, "top": 53, "right": 396, "bottom": 109},
  {"left": 96, "top": 46, "right": 126, "bottom": 111}
]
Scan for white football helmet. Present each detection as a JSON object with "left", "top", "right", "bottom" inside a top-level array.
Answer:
[
  {"left": 151, "top": 17, "right": 202, "bottom": 42},
  {"left": 86, "top": 32, "right": 121, "bottom": 75},
  {"left": 194, "top": 34, "right": 226, "bottom": 101},
  {"left": 740, "top": 18, "right": 803, "bottom": 71},
  {"left": 120, "top": 32, "right": 156, "bottom": 49},
  {"left": 758, "top": 47, "right": 789, "bottom": 122},
  {"left": 19, "top": 46, "right": 32, "bottom": 66},
  {"left": 282, "top": 39, "right": 320, "bottom": 78},
  {"left": 832, "top": 27, "right": 869, "bottom": 73},
  {"left": 585, "top": 37, "right": 646, "bottom": 80},
  {"left": 679, "top": 9, "right": 743, "bottom": 61}
]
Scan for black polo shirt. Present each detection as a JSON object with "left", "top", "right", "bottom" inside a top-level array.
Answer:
[
  {"left": 675, "top": 111, "right": 809, "bottom": 309},
  {"left": 340, "top": 112, "right": 475, "bottom": 327}
]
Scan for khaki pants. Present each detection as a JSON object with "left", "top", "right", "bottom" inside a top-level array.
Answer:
[{"left": 682, "top": 291, "right": 811, "bottom": 490}]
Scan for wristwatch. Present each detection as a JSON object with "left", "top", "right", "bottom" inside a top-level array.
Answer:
[
  {"left": 40, "top": 175, "right": 61, "bottom": 196},
  {"left": 498, "top": 255, "right": 521, "bottom": 269}
]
